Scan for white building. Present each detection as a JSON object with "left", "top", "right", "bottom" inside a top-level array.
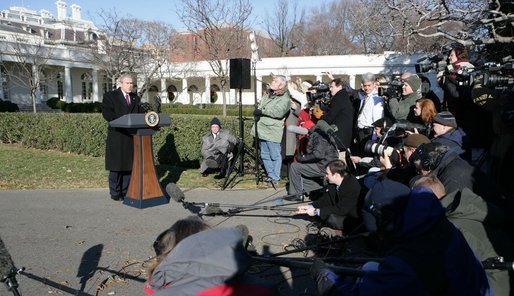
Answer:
[{"left": 0, "top": 1, "right": 432, "bottom": 108}]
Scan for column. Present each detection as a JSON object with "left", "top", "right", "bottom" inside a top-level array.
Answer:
[
  {"left": 92, "top": 69, "right": 99, "bottom": 102},
  {"left": 204, "top": 76, "right": 210, "bottom": 104},
  {"left": 349, "top": 74, "right": 357, "bottom": 89},
  {"left": 256, "top": 75, "right": 262, "bottom": 102},
  {"left": 181, "top": 78, "right": 188, "bottom": 104},
  {"left": 64, "top": 66, "right": 72, "bottom": 103},
  {"left": 160, "top": 78, "right": 166, "bottom": 103}
]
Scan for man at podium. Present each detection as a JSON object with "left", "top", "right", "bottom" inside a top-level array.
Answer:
[{"left": 101, "top": 73, "right": 143, "bottom": 201}]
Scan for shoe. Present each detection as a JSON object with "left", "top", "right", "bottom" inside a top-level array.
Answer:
[
  {"left": 110, "top": 195, "right": 123, "bottom": 201},
  {"left": 284, "top": 194, "right": 304, "bottom": 202},
  {"left": 201, "top": 173, "right": 208, "bottom": 177},
  {"left": 266, "top": 179, "right": 279, "bottom": 189}
]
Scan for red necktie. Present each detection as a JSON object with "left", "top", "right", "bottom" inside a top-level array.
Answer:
[{"left": 125, "top": 94, "right": 130, "bottom": 106}]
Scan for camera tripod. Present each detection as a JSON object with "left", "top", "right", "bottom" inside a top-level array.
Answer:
[{"left": 221, "top": 88, "right": 267, "bottom": 190}]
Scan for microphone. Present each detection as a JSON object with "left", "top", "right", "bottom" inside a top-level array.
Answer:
[
  {"left": 0, "top": 237, "right": 15, "bottom": 281},
  {"left": 287, "top": 125, "right": 309, "bottom": 135},
  {"left": 315, "top": 119, "right": 338, "bottom": 135},
  {"left": 204, "top": 205, "right": 226, "bottom": 216},
  {"left": 166, "top": 183, "right": 185, "bottom": 203}
]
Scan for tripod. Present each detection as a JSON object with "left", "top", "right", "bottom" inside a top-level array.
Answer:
[{"left": 221, "top": 88, "right": 266, "bottom": 190}]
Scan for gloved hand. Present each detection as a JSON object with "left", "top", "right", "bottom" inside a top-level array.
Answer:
[{"left": 253, "top": 109, "right": 263, "bottom": 117}]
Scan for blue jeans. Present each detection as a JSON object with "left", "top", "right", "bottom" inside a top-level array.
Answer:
[{"left": 259, "top": 140, "right": 282, "bottom": 181}]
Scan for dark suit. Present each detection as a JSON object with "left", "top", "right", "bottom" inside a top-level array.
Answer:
[
  {"left": 321, "top": 89, "right": 354, "bottom": 150},
  {"left": 312, "top": 174, "right": 362, "bottom": 230},
  {"left": 101, "top": 88, "right": 143, "bottom": 198}
]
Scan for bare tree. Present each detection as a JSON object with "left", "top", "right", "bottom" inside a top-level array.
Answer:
[
  {"left": 0, "top": 32, "right": 55, "bottom": 113},
  {"left": 177, "top": 0, "right": 253, "bottom": 116},
  {"left": 264, "top": 0, "right": 305, "bottom": 56},
  {"left": 384, "top": 0, "right": 514, "bottom": 48}
]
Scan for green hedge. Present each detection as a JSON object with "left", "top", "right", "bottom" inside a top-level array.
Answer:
[{"left": 0, "top": 113, "right": 256, "bottom": 167}]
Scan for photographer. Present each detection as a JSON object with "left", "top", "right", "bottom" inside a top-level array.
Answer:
[
  {"left": 386, "top": 73, "right": 422, "bottom": 122},
  {"left": 321, "top": 78, "right": 354, "bottom": 156}
]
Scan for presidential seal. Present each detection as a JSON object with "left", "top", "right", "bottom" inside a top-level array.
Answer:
[{"left": 144, "top": 111, "right": 160, "bottom": 127}]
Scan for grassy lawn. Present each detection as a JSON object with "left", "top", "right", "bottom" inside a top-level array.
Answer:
[{"left": 0, "top": 144, "right": 264, "bottom": 190}]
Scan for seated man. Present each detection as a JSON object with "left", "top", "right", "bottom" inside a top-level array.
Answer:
[
  {"left": 288, "top": 122, "right": 339, "bottom": 196},
  {"left": 296, "top": 160, "right": 362, "bottom": 232},
  {"left": 200, "top": 117, "right": 237, "bottom": 177}
]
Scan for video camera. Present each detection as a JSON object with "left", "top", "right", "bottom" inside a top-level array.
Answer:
[
  {"left": 306, "top": 81, "right": 331, "bottom": 105},
  {"left": 448, "top": 56, "right": 513, "bottom": 89},
  {"left": 415, "top": 54, "right": 448, "bottom": 73},
  {"left": 377, "top": 76, "right": 403, "bottom": 100}
]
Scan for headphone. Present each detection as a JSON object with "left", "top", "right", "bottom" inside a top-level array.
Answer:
[{"left": 415, "top": 143, "right": 446, "bottom": 171}]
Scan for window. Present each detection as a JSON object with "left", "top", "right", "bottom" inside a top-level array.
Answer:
[{"left": 81, "top": 73, "right": 92, "bottom": 100}]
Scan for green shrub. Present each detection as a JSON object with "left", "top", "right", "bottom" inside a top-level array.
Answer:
[
  {"left": 0, "top": 100, "right": 20, "bottom": 112},
  {"left": 0, "top": 113, "right": 255, "bottom": 168},
  {"left": 46, "top": 97, "right": 61, "bottom": 109}
]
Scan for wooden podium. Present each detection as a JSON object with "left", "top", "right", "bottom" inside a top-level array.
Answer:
[{"left": 109, "top": 112, "right": 171, "bottom": 209}]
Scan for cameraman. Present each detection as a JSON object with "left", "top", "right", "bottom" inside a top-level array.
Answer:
[
  {"left": 386, "top": 73, "right": 422, "bottom": 122},
  {"left": 321, "top": 78, "right": 354, "bottom": 157}
]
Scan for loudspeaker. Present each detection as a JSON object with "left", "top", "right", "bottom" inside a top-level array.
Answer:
[{"left": 230, "top": 58, "right": 251, "bottom": 89}]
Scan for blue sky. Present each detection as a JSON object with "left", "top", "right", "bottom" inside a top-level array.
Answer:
[{"left": 5, "top": 0, "right": 319, "bottom": 30}]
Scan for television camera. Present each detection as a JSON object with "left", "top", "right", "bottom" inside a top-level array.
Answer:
[
  {"left": 454, "top": 56, "right": 514, "bottom": 89},
  {"left": 377, "top": 77, "right": 404, "bottom": 100},
  {"left": 306, "top": 81, "right": 331, "bottom": 104}
]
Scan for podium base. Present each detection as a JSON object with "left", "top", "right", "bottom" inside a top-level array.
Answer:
[{"left": 123, "top": 195, "right": 169, "bottom": 209}]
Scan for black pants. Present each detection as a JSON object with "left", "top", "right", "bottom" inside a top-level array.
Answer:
[{"left": 108, "top": 171, "right": 131, "bottom": 198}]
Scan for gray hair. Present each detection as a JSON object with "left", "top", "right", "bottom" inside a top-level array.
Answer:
[
  {"left": 118, "top": 73, "right": 133, "bottom": 84},
  {"left": 361, "top": 73, "right": 376, "bottom": 83},
  {"left": 273, "top": 75, "right": 287, "bottom": 88}
]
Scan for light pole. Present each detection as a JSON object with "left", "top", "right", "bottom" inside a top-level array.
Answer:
[{"left": 249, "top": 31, "right": 261, "bottom": 184}]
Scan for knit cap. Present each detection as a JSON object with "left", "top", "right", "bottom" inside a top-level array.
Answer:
[
  {"left": 210, "top": 117, "right": 221, "bottom": 127},
  {"left": 403, "top": 74, "right": 422, "bottom": 92}
]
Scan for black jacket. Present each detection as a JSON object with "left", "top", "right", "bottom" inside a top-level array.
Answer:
[
  {"left": 101, "top": 88, "right": 143, "bottom": 171},
  {"left": 313, "top": 174, "right": 361, "bottom": 222},
  {"left": 321, "top": 89, "right": 353, "bottom": 150}
]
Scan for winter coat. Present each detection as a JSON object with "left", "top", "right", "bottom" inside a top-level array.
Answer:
[
  {"left": 296, "top": 129, "right": 339, "bottom": 170},
  {"left": 149, "top": 228, "right": 273, "bottom": 296},
  {"left": 441, "top": 188, "right": 514, "bottom": 296},
  {"left": 101, "top": 88, "right": 143, "bottom": 171},
  {"left": 388, "top": 91, "right": 421, "bottom": 122},
  {"left": 430, "top": 150, "right": 505, "bottom": 208},
  {"left": 251, "top": 91, "right": 291, "bottom": 143},
  {"left": 432, "top": 127, "right": 468, "bottom": 158},
  {"left": 201, "top": 129, "right": 237, "bottom": 159},
  {"left": 321, "top": 89, "right": 354, "bottom": 150}
]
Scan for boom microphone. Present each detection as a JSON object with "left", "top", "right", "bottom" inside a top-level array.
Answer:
[
  {"left": 315, "top": 119, "right": 338, "bottom": 135},
  {"left": 166, "top": 183, "right": 185, "bottom": 203},
  {"left": 287, "top": 125, "right": 309, "bottom": 135}
]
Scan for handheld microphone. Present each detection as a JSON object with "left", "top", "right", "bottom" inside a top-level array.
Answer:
[
  {"left": 287, "top": 125, "right": 309, "bottom": 135},
  {"left": 166, "top": 183, "right": 185, "bottom": 203}
]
